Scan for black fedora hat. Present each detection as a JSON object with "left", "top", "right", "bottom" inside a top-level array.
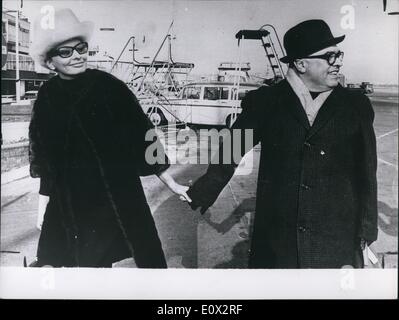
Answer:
[{"left": 280, "top": 19, "right": 345, "bottom": 63}]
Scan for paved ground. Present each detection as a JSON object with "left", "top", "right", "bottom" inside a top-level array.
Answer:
[
  {"left": 1, "top": 89, "right": 397, "bottom": 268},
  {"left": 1, "top": 122, "right": 30, "bottom": 145},
  {"left": 368, "top": 94, "right": 398, "bottom": 267}
]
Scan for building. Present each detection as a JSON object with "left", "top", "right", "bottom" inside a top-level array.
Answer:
[{"left": 2, "top": 9, "right": 53, "bottom": 98}]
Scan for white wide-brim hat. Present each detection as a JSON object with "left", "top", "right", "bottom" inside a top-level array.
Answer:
[{"left": 30, "top": 8, "right": 94, "bottom": 68}]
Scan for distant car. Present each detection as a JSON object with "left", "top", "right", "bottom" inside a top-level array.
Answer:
[
  {"left": 346, "top": 82, "right": 374, "bottom": 95},
  {"left": 361, "top": 82, "right": 374, "bottom": 94},
  {"left": 23, "top": 90, "right": 39, "bottom": 100}
]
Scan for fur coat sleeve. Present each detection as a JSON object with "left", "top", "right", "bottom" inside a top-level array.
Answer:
[
  {"left": 29, "top": 84, "right": 54, "bottom": 196},
  {"left": 102, "top": 72, "right": 170, "bottom": 176}
]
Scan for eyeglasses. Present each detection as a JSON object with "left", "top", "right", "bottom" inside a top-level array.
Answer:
[
  {"left": 49, "top": 42, "right": 89, "bottom": 58},
  {"left": 303, "top": 51, "right": 344, "bottom": 66}
]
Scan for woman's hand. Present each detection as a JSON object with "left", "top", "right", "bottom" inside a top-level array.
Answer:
[
  {"left": 37, "top": 194, "right": 50, "bottom": 230},
  {"left": 157, "top": 171, "right": 192, "bottom": 203},
  {"left": 170, "top": 183, "right": 192, "bottom": 203}
]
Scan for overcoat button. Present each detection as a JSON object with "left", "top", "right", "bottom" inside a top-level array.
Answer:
[{"left": 320, "top": 150, "right": 325, "bottom": 155}]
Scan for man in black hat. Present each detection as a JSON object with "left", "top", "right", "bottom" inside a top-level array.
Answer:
[{"left": 185, "top": 19, "right": 378, "bottom": 268}]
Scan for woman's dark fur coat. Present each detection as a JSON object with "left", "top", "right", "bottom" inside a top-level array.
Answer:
[{"left": 29, "top": 69, "right": 169, "bottom": 267}]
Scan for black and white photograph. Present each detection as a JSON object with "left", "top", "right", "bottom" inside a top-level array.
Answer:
[{"left": 0, "top": 0, "right": 397, "bottom": 300}]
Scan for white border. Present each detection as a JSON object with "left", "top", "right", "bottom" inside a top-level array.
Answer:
[{"left": 0, "top": 268, "right": 397, "bottom": 299}]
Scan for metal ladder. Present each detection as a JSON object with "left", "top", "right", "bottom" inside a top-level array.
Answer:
[
  {"left": 228, "top": 25, "right": 285, "bottom": 127},
  {"left": 259, "top": 24, "right": 286, "bottom": 83},
  {"left": 235, "top": 25, "right": 286, "bottom": 84}
]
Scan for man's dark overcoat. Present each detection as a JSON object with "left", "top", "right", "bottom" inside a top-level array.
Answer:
[
  {"left": 187, "top": 80, "right": 378, "bottom": 268},
  {"left": 29, "top": 69, "right": 169, "bottom": 267}
]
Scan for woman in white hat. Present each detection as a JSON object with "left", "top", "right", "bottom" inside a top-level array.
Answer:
[{"left": 29, "top": 8, "right": 191, "bottom": 267}]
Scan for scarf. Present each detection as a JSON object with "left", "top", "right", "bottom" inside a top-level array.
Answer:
[{"left": 285, "top": 67, "right": 333, "bottom": 126}]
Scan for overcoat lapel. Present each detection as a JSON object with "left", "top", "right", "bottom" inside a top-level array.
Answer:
[
  {"left": 279, "top": 81, "right": 346, "bottom": 138},
  {"left": 307, "top": 85, "right": 345, "bottom": 139},
  {"left": 280, "top": 81, "right": 311, "bottom": 130}
]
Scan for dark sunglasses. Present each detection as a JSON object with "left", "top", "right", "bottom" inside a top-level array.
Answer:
[
  {"left": 303, "top": 51, "right": 344, "bottom": 66},
  {"left": 49, "top": 41, "right": 89, "bottom": 58}
]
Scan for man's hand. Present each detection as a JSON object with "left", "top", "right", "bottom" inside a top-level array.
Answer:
[{"left": 185, "top": 177, "right": 222, "bottom": 215}]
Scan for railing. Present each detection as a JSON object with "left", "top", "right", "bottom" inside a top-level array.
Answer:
[
  {"left": 218, "top": 62, "right": 251, "bottom": 70},
  {"left": 5, "top": 60, "right": 35, "bottom": 72}
]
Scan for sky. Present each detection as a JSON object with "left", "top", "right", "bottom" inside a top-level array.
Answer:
[{"left": 3, "top": 0, "right": 399, "bottom": 84}]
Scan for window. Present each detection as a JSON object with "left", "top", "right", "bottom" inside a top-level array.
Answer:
[
  {"left": 203, "top": 87, "right": 229, "bottom": 100},
  {"left": 183, "top": 86, "right": 201, "bottom": 99},
  {"left": 221, "top": 87, "right": 229, "bottom": 100},
  {"left": 204, "top": 87, "right": 220, "bottom": 100},
  {"left": 19, "top": 29, "right": 29, "bottom": 47}
]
